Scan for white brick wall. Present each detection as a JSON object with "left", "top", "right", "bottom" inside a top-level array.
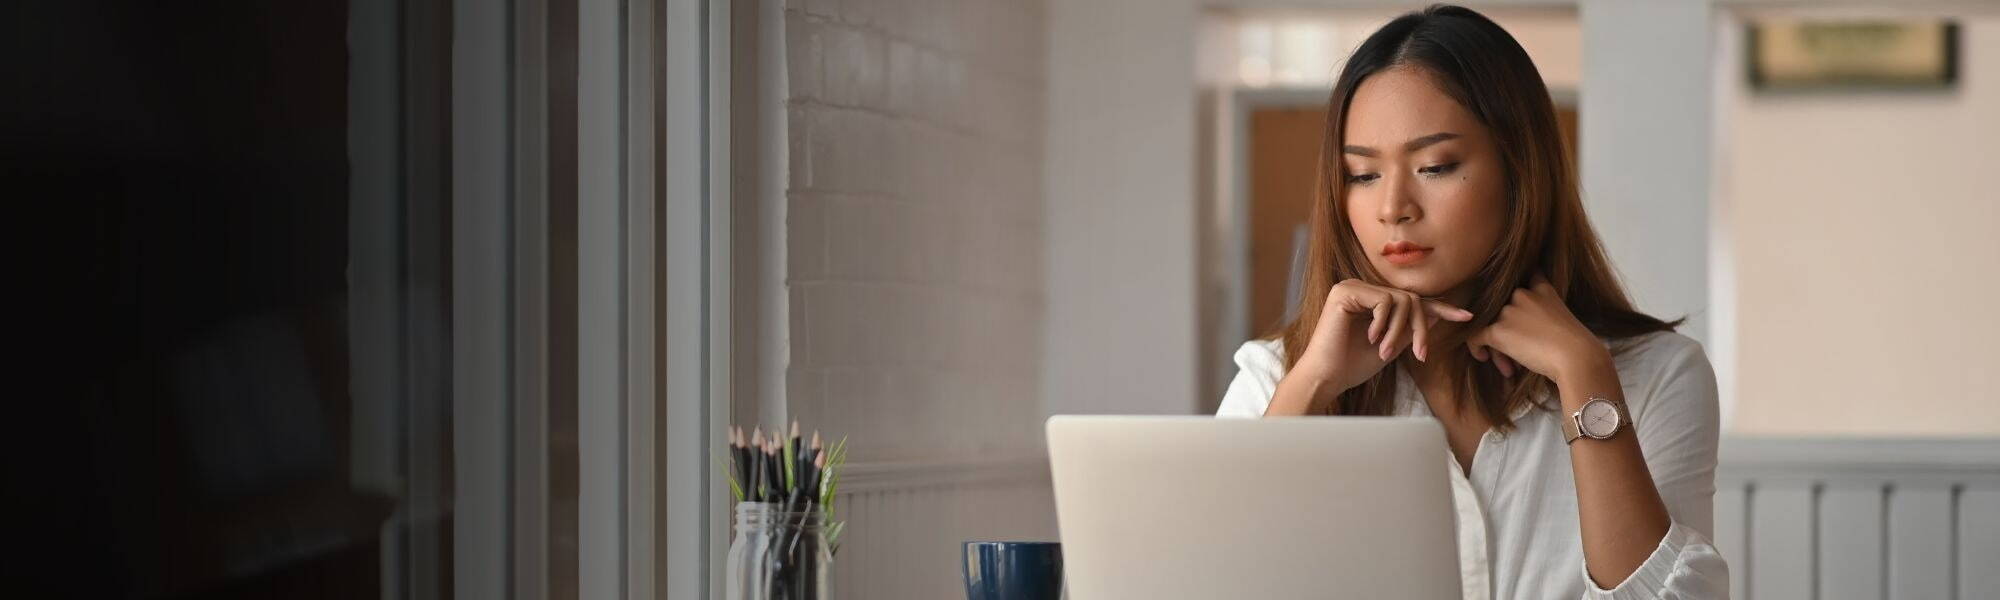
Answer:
[
  {"left": 775, "top": 1, "right": 1056, "bottom": 597},
  {"left": 783, "top": 0, "right": 1050, "bottom": 464}
]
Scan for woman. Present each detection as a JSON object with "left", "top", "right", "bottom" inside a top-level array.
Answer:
[{"left": 1215, "top": 5, "right": 1727, "bottom": 599}]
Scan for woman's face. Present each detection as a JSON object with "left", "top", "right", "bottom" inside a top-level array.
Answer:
[{"left": 1340, "top": 66, "right": 1508, "bottom": 298}]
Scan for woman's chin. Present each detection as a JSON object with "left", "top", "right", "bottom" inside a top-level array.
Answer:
[{"left": 1380, "top": 272, "right": 1458, "bottom": 298}]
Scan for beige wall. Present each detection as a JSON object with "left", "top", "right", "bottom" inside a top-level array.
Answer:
[
  {"left": 1721, "top": 12, "right": 2000, "bottom": 436},
  {"left": 1044, "top": 0, "right": 1204, "bottom": 417}
]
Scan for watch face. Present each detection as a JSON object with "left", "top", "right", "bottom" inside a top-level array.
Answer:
[{"left": 1579, "top": 400, "right": 1622, "bottom": 438}]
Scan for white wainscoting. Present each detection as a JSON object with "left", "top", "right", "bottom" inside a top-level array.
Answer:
[
  {"left": 808, "top": 440, "right": 2000, "bottom": 599},
  {"left": 827, "top": 458, "right": 1058, "bottom": 599},
  {"left": 1714, "top": 438, "right": 2000, "bottom": 600}
]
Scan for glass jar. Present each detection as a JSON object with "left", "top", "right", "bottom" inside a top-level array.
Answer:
[{"left": 725, "top": 502, "right": 832, "bottom": 600}]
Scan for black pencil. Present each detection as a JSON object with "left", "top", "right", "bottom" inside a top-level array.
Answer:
[
  {"left": 764, "top": 434, "right": 778, "bottom": 503},
  {"left": 806, "top": 431, "right": 822, "bottom": 500},
  {"left": 767, "top": 434, "right": 780, "bottom": 503},
  {"left": 765, "top": 432, "right": 782, "bottom": 503},
  {"left": 789, "top": 421, "right": 803, "bottom": 490},
  {"left": 743, "top": 428, "right": 756, "bottom": 499},
  {"left": 749, "top": 433, "right": 760, "bottom": 502},
  {"left": 727, "top": 426, "right": 739, "bottom": 498},
  {"left": 739, "top": 427, "right": 755, "bottom": 501}
]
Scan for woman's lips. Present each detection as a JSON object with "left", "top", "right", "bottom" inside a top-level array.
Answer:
[{"left": 1381, "top": 241, "right": 1434, "bottom": 266}]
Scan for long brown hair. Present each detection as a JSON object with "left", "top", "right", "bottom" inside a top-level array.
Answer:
[{"left": 1275, "top": 4, "right": 1679, "bottom": 428}]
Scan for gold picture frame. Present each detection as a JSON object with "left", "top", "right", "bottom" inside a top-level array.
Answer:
[{"left": 1747, "top": 19, "right": 1959, "bottom": 91}]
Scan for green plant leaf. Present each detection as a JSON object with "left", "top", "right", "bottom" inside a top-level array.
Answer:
[
  {"left": 825, "top": 520, "right": 845, "bottom": 546},
  {"left": 818, "top": 435, "right": 849, "bottom": 510},
  {"left": 821, "top": 478, "right": 839, "bottom": 520},
  {"left": 714, "top": 453, "right": 743, "bottom": 502}
]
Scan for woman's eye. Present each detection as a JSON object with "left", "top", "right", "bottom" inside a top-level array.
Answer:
[
  {"left": 1417, "top": 162, "right": 1460, "bottom": 177},
  {"left": 1344, "top": 172, "right": 1379, "bottom": 185}
]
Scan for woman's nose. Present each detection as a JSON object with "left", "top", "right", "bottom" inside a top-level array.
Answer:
[{"left": 1376, "top": 175, "right": 1421, "bottom": 225}]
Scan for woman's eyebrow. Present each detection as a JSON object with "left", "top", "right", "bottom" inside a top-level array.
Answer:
[{"left": 1341, "top": 132, "right": 1462, "bottom": 157}]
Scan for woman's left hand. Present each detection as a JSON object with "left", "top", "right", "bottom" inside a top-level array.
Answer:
[{"left": 1465, "top": 274, "right": 1613, "bottom": 384}]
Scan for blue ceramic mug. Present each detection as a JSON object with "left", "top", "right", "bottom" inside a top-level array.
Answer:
[{"left": 962, "top": 541, "right": 1064, "bottom": 600}]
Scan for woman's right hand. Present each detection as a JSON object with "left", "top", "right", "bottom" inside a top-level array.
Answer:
[{"left": 1266, "top": 279, "right": 1474, "bottom": 415}]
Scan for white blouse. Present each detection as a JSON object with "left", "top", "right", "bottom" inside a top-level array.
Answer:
[{"left": 1216, "top": 331, "right": 1729, "bottom": 599}]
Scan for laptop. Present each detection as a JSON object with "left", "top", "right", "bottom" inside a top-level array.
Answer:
[{"left": 1046, "top": 415, "right": 1462, "bottom": 599}]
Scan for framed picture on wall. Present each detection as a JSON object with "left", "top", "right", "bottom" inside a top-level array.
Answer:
[{"left": 1747, "top": 19, "right": 1959, "bottom": 91}]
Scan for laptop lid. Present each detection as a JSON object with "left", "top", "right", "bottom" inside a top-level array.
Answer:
[{"left": 1046, "top": 415, "right": 1462, "bottom": 599}]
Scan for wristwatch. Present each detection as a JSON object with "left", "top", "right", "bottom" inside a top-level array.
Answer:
[{"left": 1562, "top": 397, "right": 1630, "bottom": 444}]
